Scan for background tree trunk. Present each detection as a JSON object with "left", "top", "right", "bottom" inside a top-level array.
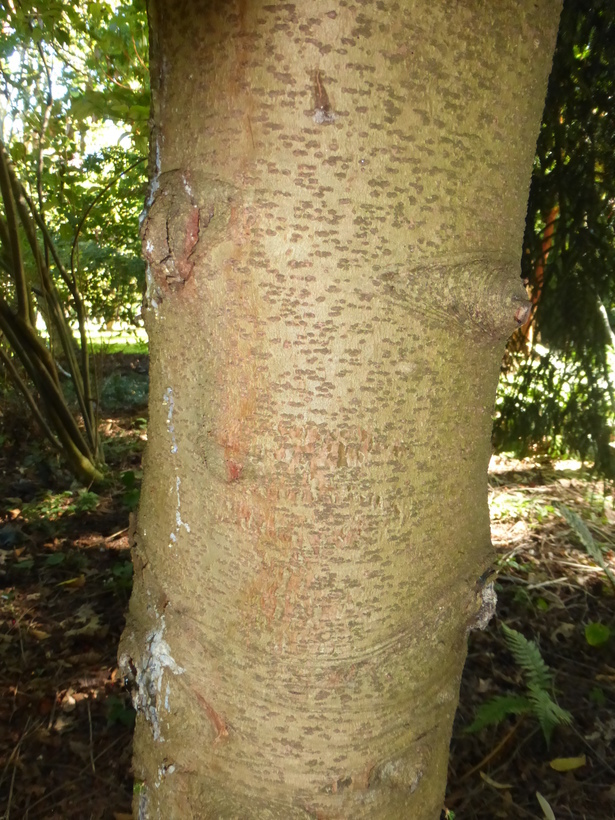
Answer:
[{"left": 119, "top": 1, "right": 561, "bottom": 817}]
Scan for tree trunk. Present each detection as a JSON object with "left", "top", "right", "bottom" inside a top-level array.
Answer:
[{"left": 119, "top": 2, "right": 561, "bottom": 817}]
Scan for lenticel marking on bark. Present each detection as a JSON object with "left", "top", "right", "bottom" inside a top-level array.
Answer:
[{"left": 313, "top": 69, "right": 336, "bottom": 124}]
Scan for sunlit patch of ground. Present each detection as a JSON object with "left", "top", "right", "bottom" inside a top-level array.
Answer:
[{"left": 445, "top": 457, "right": 615, "bottom": 820}]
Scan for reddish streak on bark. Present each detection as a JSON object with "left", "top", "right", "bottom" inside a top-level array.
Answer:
[
  {"left": 192, "top": 687, "right": 229, "bottom": 742},
  {"left": 177, "top": 204, "right": 200, "bottom": 282},
  {"left": 225, "top": 458, "right": 244, "bottom": 482},
  {"left": 262, "top": 582, "right": 279, "bottom": 625},
  {"left": 313, "top": 69, "right": 331, "bottom": 113},
  {"left": 520, "top": 204, "right": 559, "bottom": 340}
]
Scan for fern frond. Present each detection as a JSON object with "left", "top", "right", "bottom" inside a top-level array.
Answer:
[
  {"left": 558, "top": 504, "right": 615, "bottom": 590},
  {"left": 527, "top": 684, "right": 573, "bottom": 746},
  {"left": 558, "top": 505, "right": 596, "bottom": 555},
  {"left": 502, "top": 624, "right": 552, "bottom": 691},
  {"left": 465, "top": 694, "right": 532, "bottom": 733}
]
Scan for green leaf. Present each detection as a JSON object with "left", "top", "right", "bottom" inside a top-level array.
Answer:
[
  {"left": 123, "top": 489, "right": 140, "bottom": 511},
  {"left": 558, "top": 505, "right": 615, "bottom": 590},
  {"left": 589, "top": 687, "right": 606, "bottom": 706},
  {"left": 558, "top": 505, "right": 599, "bottom": 555},
  {"left": 527, "top": 685, "right": 573, "bottom": 747},
  {"left": 584, "top": 622, "right": 611, "bottom": 647},
  {"left": 13, "top": 559, "right": 34, "bottom": 570},
  {"left": 549, "top": 755, "right": 586, "bottom": 772},
  {"left": 464, "top": 694, "right": 532, "bottom": 733},
  {"left": 75, "top": 491, "right": 100, "bottom": 513},
  {"left": 128, "top": 104, "right": 151, "bottom": 121},
  {"left": 106, "top": 694, "right": 136, "bottom": 728},
  {"left": 112, "top": 561, "right": 133, "bottom": 581},
  {"left": 536, "top": 791, "right": 556, "bottom": 820},
  {"left": 121, "top": 470, "right": 136, "bottom": 489},
  {"left": 45, "top": 553, "right": 67, "bottom": 566},
  {"left": 501, "top": 624, "right": 552, "bottom": 691}
]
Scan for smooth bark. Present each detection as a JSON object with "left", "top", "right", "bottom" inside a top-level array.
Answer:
[{"left": 120, "top": 2, "right": 561, "bottom": 817}]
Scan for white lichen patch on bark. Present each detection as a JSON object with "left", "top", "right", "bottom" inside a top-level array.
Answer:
[
  {"left": 163, "top": 389, "right": 191, "bottom": 547},
  {"left": 146, "top": 131, "right": 162, "bottom": 210},
  {"left": 137, "top": 789, "right": 148, "bottom": 820},
  {"left": 313, "top": 108, "right": 336, "bottom": 124},
  {"left": 140, "top": 130, "right": 161, "bottom": 229},
  {"left": 130, "top": 615, "right": 185, "bottom": 743},
  {"left": 155, "top": 761, "right": 176, "bottom": 789},
  {"left": 470, "top": 581, "right": 497, "bottom": 631},
  {"left": 163, "top": 387, "right": 177, "bottom": 454},
  {"left": 144, "top": 240, "right": 159, "bottom": 312},
  {"left": 173, "top": 476, "right": 190, "bottom": 534},
  {"left": 181, "top": 173, "right": 193, "bottom": 197},
  {"left": 140, "top": 128, "right": 162, "bottom": 315}
]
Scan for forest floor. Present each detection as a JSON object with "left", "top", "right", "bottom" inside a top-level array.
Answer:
[{"left": 0, "top": 356, "right": 614, "bottom": 819}]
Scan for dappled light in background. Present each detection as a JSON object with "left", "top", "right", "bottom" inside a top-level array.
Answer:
[
  {"left": 0, "top": 0, "right": 149, "bottom": 481},
  {"left": 495, "top": 0, "right": 615, "bottom": 477},
  {"left": 0, "top": 0, "right": 149, "bottom": 330}
]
